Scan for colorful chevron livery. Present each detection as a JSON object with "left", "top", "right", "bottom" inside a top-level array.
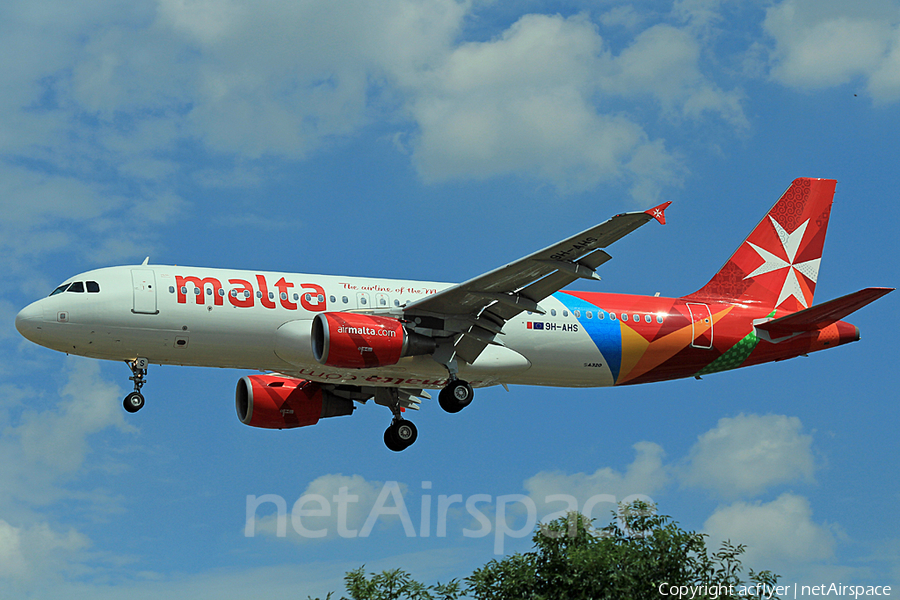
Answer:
[{"left": 552, "top": 178, "right": 889, "bottom": 386}]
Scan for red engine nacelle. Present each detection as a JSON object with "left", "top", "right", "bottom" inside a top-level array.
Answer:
[
  {"left": 235, "top": 375, "right": 354, "bottom": 429},
  {"left": 311, "top": 312, "right": 435, "bottom": 369}
]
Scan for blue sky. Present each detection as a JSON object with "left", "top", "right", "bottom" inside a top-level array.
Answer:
[{"left": 2, "top": 0, "right": 899, "bottom": 597}]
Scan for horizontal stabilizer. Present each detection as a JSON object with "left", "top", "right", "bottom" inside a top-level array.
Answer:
[{"left": 757, "top": 287, "right": 894, "bottom": 335}]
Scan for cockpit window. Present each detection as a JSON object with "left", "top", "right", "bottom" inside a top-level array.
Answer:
[
  {"left": 67, "top": 282, "right": 85, "bottom": 293},
  {"left": 86, "top": 281, "right": 100, "bottom": 293},
  {"left": 50, "top": 283, "right": 70, "bottom": 296}
]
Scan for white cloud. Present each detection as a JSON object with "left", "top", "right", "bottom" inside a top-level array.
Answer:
[
  {"left": 0, "top": 356, "right": 133, "bottom": 515},
  {"left": 682, "top": 413, "right": 815, "bottom": 496},
  {"left": 598, "top": 24, "right": 746, "bottom": 128},
  {"left": 0, "top": 357, "right": 130, "bottom": 589},
  {"left": 155, "top": 0, "right": 469, "bottom": 158},
  {"left": 249, "top": 473, "right": 399, "bottom": 542},
  {"left": 524, "top": 441, "right": 669, "bottom": 522},
  {"left": 408, "top": 13, "right": 641, "bottom": 191},
  {"left": 15, "top": 358, "right": 133, "bottom": 476},
  {"left": 869, "top": 27, "right": 900, "bottom": 102},
  {"left": 0, "top": 519, "right": 90, "bottom": 583},
  {"left": 0, "top": 1, "right": 748, "bottom": 203},
  {"left": 598, "top": 6, "right": 644, "bottom": 30},
  {"left": 763, "top": 0, "right": 900, "bottom": 101},
  {"left": 703, "top": 493, "right": 835, "bottom": 570}
]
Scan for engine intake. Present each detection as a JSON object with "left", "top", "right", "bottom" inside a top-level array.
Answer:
[
  {"left": 311, "top": 312, "right": 435, "bottom": 369},
  {"left": 236, "top": 375, "right": 353, "bottom": 429}
]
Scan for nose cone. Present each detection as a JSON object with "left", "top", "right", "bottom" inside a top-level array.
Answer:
[{"left": 15, "top": 301, "right": 45, "bottom": 344}]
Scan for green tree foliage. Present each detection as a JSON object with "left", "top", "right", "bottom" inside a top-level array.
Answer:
[
  {"left": 467, "top": 501, "right": 779, "bottom": 600},
  {"left": 309, "top": 501, "right": 780, "bottom": 600},
  {"left": 309, "top": 567, "right": 463, "bottom": 600}
]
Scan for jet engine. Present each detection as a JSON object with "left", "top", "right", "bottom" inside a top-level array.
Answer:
[
  {"left": 311, "top": 313, "right": 435, "bottom": 369},
  {"left": 235, "top": 374, "right": 354, "bottom": 429}
]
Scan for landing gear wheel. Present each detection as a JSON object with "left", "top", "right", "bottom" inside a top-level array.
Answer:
[
  {"left": 123, "top": 358, "right": 149, "bottom": 414},
  {"left": 123, "top": 391, "right": 145, "bottom": 413},
  {"left": 384, "top": 419, "right": 418, "bottom": 452},
  {"left": 439, "top": 380, "right": 473, "bottom": 414}
]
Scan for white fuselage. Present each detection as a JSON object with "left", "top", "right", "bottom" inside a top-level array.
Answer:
[{"left": 16, "top": 265, "right": 625, "bottom": 389}]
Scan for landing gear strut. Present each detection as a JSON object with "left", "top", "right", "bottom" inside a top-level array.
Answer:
[
  {"left": 123, "top": 358, "right": 148, "bottom": 413},
  {"left": 432, "top": 340, "right": 474, "bottom": 414}
]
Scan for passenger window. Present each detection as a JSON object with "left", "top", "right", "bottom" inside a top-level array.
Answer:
[
  {"left": 169, "top": 286, "right": 175, "bottom": 294},
  {"left": 610, "top": 313, "right": 617, "bottom": 321},
  {"left": 342, "top": 296, "right": 349, "bottom": 304},
  {"left": 330, "top": 295, "right": 336, "bottom": 303},
  {"left": 645, "top": 314, "right": 652, "bottom": 323},
  {"left": 67, "top": 282, "right": 85, "bottom": 293},
  {"left": 621, "top": 313, "right": 628, "bottom": 321},
  {"left": 550, "top": 309, "right": 557, "bottom": 317},
  {"left": 633, "top": 314, "right": 640, "bottom": 322},
  {"left": 394, "top": 299, "right": 400, "bottom": 307},
  {"left": 657, "top": 315, "right": 664, "bottom": 323},
  {"left": 563, "top": 310, "right": 568, "bottom": 317},
  {"left": 317, "top": 294, "right": 324, "bottom": 303},
  {"left": 50, "top": 284, "right": 70, "bottom": 296},
  {"left": 587, "top": 311, "right": 593, "bottom": 319},
  {"left": 269, "top": 292, "right": 275, "bottom": 300},
  {"left": 599, "top": 311, "right": 605, "bottom": 320},
  {"left": 256, "top": 291, "right": 262, "bottom": 298},
  {"left": 86, "top": 281, "right": 100, "bottom": 293},
  {"left": 574, "top": 309, "right": 581, "bottom": 318}
]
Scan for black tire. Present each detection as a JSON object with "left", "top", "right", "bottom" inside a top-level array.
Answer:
[
  {"left": 123, "top": 392, "right": 145, "bottom": 413},
  {"left": 384, "top": 419, "right": 417, "bottom": 451},
  {"left": 438, "top": 380, "right": 473, "bottom": 413},
  {"left": 384, "top": 427, "right": 404, "bottom": 452}
]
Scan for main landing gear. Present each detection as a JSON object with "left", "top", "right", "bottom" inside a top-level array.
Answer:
[
  {"left": 376, "top": 388, "right": 419, "bottom": 452},
  {"left": 123, "top": 358, "right": 148, "bottom": 413},
  {"left": 379, "top": 378, "right": 473, "bottom": 451},
  {"left": 431, "top": 342, "right": 475, "bottom": 414},
  {"left": 438, "top": 378, "right": 473, "bottom": 414},
  {"left": 384, "top": 419, "right": 418, "bottom": 452}
]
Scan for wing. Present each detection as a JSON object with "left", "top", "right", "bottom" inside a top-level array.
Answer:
[{"left": 403, "top": 201, "right": 672, "bottom": 363}]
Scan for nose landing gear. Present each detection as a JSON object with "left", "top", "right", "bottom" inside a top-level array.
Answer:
[{"left": 123, "top": 358, "right": 148, "bottom": 413}]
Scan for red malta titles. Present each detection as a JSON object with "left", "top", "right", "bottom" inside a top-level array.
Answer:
[{"left": 175, "top": 275, "right": 326, "bottom": 312}]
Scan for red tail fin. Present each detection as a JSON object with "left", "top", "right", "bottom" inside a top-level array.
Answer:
[{"left": 687, "top": 178, "right": 837, "bottom": 312}]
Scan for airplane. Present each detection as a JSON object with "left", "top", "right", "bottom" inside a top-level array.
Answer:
[{"left": 15, "top": 178, "right": 893, "bottom": 451}]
